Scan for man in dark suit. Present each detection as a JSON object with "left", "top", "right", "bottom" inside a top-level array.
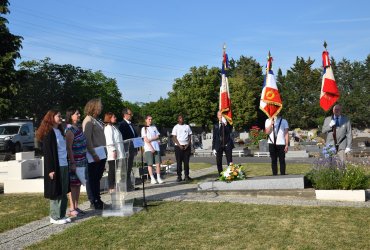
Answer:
[
  {"left": 118, "top": 108, "right": 138, "bottom": 191},
  {"left": 212, "top": 111, "right": 234, "bottom": 175}
]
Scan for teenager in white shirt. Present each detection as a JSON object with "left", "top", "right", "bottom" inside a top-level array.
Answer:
[
  {"left": 141, "top": 115, "right": 164, "bottom": 184},
  {"left": 265, "top": 116, "right": 289, "bottom": 175},
  {"left": 172, "top": 114, "right": 192, "bottom": 182}
]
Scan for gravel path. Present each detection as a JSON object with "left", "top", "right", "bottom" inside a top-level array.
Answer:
[{"left": 1, "top": 166, "right": 369, "bottom": 249}]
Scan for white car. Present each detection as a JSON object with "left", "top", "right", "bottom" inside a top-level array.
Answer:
[{"left": 0, "top": 122, "right": 35, "bottom": 153}]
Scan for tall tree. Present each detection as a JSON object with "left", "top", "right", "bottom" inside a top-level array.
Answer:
[
  {"left": 280, "top": 57, "right": 322, "bottom": 129},
  {"left": 335, "top": 57, "right": 370, "bottom": 128},
  {"left": 0, "top": 0, "right": 23, "bottom": 119},
  {"left": 14, "top": 58, "right": 123, "bottom": 124},
  {"left": 168, "top": 66, "right": 220, "bottom": 129},
  {"left": 141, "top": 97, "right": 178, "bottom": 128},
  {"left": 228, "top": 56, "right": 263, "bottom": 131}
]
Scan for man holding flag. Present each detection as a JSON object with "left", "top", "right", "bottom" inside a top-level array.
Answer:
[
  {"left": 261, "top": 52, "right": 289, "bottom": 175},
  {"left": 212, "top": 45, "right": 234, "bottom": 176}
]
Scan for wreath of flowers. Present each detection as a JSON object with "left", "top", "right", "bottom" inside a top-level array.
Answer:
[{"left": 219, "top": 163, "right": 246, "bottom": 182}]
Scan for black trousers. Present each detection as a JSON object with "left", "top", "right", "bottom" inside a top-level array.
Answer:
[
  {"left": 268, "top": 144, "right": 286, "bottom": 175},
  {"left": 122, "top": 151, "right": 135, "bottom": 189},
  {"left": 216, "top": 146, "right": 233, "bottom": 175},
  {"left": 107, "top": 160, "right": 117, "bottom": 189},
  {"left": 175, "top": 145, "right": 191, "bottom": 178},
  {"left": 86, "top": 159, "right": 106, "bottom": 203}
]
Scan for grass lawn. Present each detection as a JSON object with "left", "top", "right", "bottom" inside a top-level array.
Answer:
[
  {"left": 28, "top": 201, "right": 370, "bottom": 249},
  {"left": 0, "top": 193, "right": 87, "bottom": 233},
  {"left": 0, "top": 194, "right": 49, "bottom": 233},
  {"left": 244, "top": 163, "right": 312, "bottom": 176},
  {"left": 189, "top": 162, "right": 212, "bottom": 170}
]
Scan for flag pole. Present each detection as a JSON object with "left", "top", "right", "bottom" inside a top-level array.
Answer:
[{"left": 267, "top": 51, "right": 276, "bottom": 146}]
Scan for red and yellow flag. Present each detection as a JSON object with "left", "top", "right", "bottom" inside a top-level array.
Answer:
[{"left": 259, "top": 52, "right": 282, "bottom": 118}]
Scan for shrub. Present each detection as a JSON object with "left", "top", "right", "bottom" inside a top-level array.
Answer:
[
  {"left": 308, "top": 167, "right": 343, "bottom": 189},
  {"left": 340, "top": 164, "right": 369, "bottom": 190},
  {"left": 307, "top": 160, "right": 370, "bottom": 190},
  {"left": 249, "top": 126, "right": 267, "bottom": 146}
]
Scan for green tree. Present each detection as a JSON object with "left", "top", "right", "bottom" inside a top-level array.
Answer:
[
  {"left": 228, "top": 56, "right": 263, "bottom": 131},
  {"left": 168, "top": 66, "right": 220, "bottom": 129},
  {"left": 15, "top": 58, "right": 123, "bottom": 124},
  {"left": 280, "top": 57, "right": 322, "bottom": 129},
  {"left": 335, "top": 57, "right": 370, "bottom": 128},
  {"left": 141, "top": 98, "right": 178, "bottom": 128},
  {"left": 0, "top": 0, "right": 23, "bottom": 119}
]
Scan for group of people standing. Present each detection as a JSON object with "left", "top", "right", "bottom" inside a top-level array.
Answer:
[
  {"left": 37, "top": 99, "right": 147, "bottom": 224},
  {"left": 36, "top": 97, "right": 195, "bottom": 225},
  {"left": 211, "top": 105, "right": 352, "bottom": 177},
  {"left": 37, "top": 96, "right": 352, "bottom": 225}
]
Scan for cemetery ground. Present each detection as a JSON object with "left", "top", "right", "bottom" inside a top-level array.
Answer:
[{"left": 1, "top": 156, "right": 370, "bottom": 249}]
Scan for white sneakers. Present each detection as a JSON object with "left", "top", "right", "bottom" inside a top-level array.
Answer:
[
  {"left": 150, "top": 177, "right": 158, "bottom": 184},
  {"left": 150, "top": 176, "right": 164, "bottom": 184},
  {"left": 157, "top": 176, "right": 164, "bottom": 184},
  {"left": 50, "top": 217, "right": 71, "bottom": 225}
]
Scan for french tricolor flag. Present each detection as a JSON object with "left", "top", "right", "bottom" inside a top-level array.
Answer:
[
  {"left": 320, "top": 50, "right": 340, "bottom": 111},
  {"left": 219, "top": 47, "right": 232, "bottom": 125},
  {"left": 259, "top": 53, "right": 283, "bottom": 118}
]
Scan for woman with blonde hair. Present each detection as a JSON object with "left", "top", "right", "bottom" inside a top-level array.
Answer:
[
  {"left": 104, "top": 112, "right": 124, "bottom": 193},
  {"left": 36, "top": 110, "right": 71, "bottom": 224},
  {"left": 82, "top": 98, "right": 107, "bottom": 209}
]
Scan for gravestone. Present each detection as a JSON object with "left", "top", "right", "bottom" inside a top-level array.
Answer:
[
  {"left": 259, "top": 139, "right": 268, "bottom": 152},
  {"left": 239, "top": 132, "right": 249, "bottom": 140},
  {"left": 201, "top": 133, "right": 213, "bottom": 149},
  {"left": 15, "top": 151, "right": 35, "bottom": 161},
  {"left": 198, "top": 175, "right": 305, "bottom": 191},
  {"left": 7, "top": 159, "right": 43, "bottom": 179}
]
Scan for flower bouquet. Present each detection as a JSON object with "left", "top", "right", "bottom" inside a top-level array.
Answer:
[{"left": 219, "top": 163, "right": 246, "bottom": 182}]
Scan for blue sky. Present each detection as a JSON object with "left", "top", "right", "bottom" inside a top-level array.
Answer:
[{"left": 7, "top": 0, "right": 370, "bottom": 103}]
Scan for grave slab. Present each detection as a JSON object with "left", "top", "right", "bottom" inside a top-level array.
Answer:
[{"left": 198, "top": 175, "right": 305, "bottom": 191}]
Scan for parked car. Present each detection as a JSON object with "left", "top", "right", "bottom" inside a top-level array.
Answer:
[{"left": 0, "top": 122, "right": 35, "bottom": 153}]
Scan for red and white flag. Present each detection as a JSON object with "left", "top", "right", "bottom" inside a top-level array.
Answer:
[
  {"left": 320, "top": 50, "right": 339, "bottom": 111},
  {"left": 219, "top": 46, "right": 232, "bottom": 125},
  {"left": 259, "top": 53, "right": 282, "bottom": 118}
]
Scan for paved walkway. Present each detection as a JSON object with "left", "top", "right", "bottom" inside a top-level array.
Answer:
[{"left": 1, "top": 166, "right": 370, "bottom": 249}]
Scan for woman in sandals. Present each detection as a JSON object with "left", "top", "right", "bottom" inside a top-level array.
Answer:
[
  {"left": 36, "top": 110, "right": 71, "bottom": 224},
  {"left": 65, "top": 107, "right": 88, "bottom": 216}
]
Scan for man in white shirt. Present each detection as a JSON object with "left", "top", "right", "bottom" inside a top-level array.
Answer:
[
  {"left": 322, "top": 104, "right": 352, "bottom": 162},
  {"left": 265, "top": 116, "right": 289, "bottom": 175},
  {"left": 172, "top": 115, "right": 192, "bottom": 182}
]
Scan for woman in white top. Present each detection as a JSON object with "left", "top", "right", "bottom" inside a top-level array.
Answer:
[
  {"left": 104, "top": 112, "right": 124, "bottom": 193},
  {"left": 141, "top": 115, "right": 164, "bottom": 184}
]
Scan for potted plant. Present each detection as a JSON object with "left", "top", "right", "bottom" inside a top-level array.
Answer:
[{"left": 306, "top": 145, "right": 370, "bottom": 201}]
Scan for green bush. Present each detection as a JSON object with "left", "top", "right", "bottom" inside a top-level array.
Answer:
[
  {"left": 308, "top": 168, "right": 343, "bottom": 190},
  {"left": 307, "top": 162, "right": 370, "bottom": 190},
  {"left": 340, "top": 165, "right": 369, "bottom": 190}
]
